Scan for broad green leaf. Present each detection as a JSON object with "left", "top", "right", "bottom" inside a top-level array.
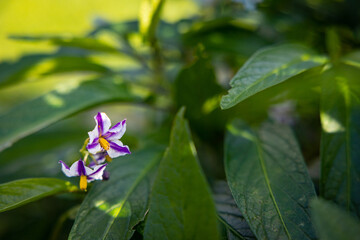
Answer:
[
  {"left": 311, "top": 198, "right": 360, "bottom": 240},
  {"left": 0, "top": 54, "right": 49, "bottom": 87},
  {"left": 0, "top": 77, "right": 142, "bottom": 152},
  {"left": 320, "top": 64, "right": 360, "bottom": 217},
  {"left": 11, "top": 35, "right": 119, "bottom": 53},
  {"left": 0, "top": 178, "right": 77, "bottom": 213},
  {"left": 225, "top": 120, "right": 317, "bottom": 240},
  {"left": 220, "top": 44, "right": 327, "bottom": 109},
  {"left": 143, "top": 108, "right": 220, "bottom": 240},
  {"left": 69, "top": 146, "right": 164, "bottom": 240},
  {"left": 213, "top": 181, "right": 255, "bottom": 240},
  {"left": 139, "top": 0, "right": 165, "bottom": 41}
]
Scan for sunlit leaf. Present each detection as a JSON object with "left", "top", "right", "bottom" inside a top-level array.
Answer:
[
  {"left": 0, "top": 77, "right": 142, "bottom": 152},
  {"left": 213, "top": 181, "right": 255, "bottom": 240},
  {"left": 220, "top": 44, "right": 328, "bottom": 109},
  {"left": 225, "top": 120, "right": 317, "bottom": 240},
  {"left": 0, "top": 178, "right": 77, "bottom": 213},
  {"left": 139, "top": 0, "right": 165, "bottom": 41},
  {"left": 320, "top": 64, "right": 360, "bottom": 217},
  {"left": 311, "top": 198, "right": 360, "bottom": 240},
  {"left": 143, "top": 108, "right": 220, "bottom": 240},
  {"left": 69, "top": 146, "right": 164, "bottom": 240}
]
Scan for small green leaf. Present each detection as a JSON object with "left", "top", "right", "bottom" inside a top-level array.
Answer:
[
  {"left": 69, "top": 146, "right": 164, "bottom": 240},
  {"left": 139, "top": 0, "right": 165, "bottom": 41},
  {"left": 320, "top": 64, "right": 360, "bottom": 217},
  {"left": 220, "top": 44, "right": 327, "bottom": 109},
  {"left": 225, "top": 120, "right": 317, "bottom": 240},
  {"left": 0, "top": 77, "right": 141, "bottom": 152},
  {"left": 213, "top": 181, "right": 255, "bottom": 240},
  {"left": 0, "top": 178, "right": 77, "bottom": 213},
  {"left": 311, "top": 199, "right": 360, "bottom": 240},
  {"left": 143, "top": 108, "right": 220, "bottom": 240}
]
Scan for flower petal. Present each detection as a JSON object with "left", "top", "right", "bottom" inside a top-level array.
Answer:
[
  {"left": 95, "top": 112, "right": 111, "bottom": 136},
  {"left": 104, "top": 119, "right": 127, "bottom": 141},
  {"left": 59, "top": 160, "right": 84, "bottom": 177},
  {"left": 87, "top": 141, "right": 102, "bottom": 154},
  {"left": 93, "top": 152, "right": 107, "bottom": 164},
  {"left": 107, "top": 139, "right": 131, "bottom": 158},
  {"left": 86, "top": 163, "right": 107, "bottom": 182}
]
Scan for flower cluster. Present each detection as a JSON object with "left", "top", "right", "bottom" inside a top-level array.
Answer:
[{"left": 59, "top": 112, "right": 131, "bottom": 191}]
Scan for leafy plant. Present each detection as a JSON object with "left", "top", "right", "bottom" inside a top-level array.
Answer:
[{"left": 0, "top": 0, "right": 359, "bottom": 239}]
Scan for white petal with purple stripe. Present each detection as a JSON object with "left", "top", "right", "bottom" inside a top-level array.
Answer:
[{"left": 107, "top": 139, "right": 131, "bottom": 158}]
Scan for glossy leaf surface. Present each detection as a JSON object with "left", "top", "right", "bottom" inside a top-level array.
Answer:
[
  {"left": 69, "top": 146, "right": 164, "bottom": 240},
  {"left": 225, "top": 120, "right": 317, "bottom": 240},
  {"left": 0, "top": 178, "right": 77, "bottom": 213},
  {"left": 220, "top": 45, "right": 327, "bottom": 109}
]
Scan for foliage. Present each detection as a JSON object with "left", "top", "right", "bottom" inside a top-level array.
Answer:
[{"left": 0, "top": 0, "right": 360, "bottom": 239}]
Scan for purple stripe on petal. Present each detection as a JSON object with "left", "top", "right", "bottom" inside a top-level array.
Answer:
[
  {"left": 109, "top": 141, "right": 131, "bottom": 154},
  {"left": 96, "top": 112, "right": 104, "bottom": 135},
  {"left": 58, "top": 160, "right": 70, "bottom": 170},
  {"left": 87, "top": 139, "right": 99, "bottom": 149},
  {"left": 88, "top": 164, "right": 107, "bottom": 178},
  {"left": 77, "top": 160, "right": 86, "bottom": 176}
]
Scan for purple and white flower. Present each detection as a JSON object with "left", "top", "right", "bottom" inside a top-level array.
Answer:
[
  {"left": 89, "top": 151, "right": 112, "bottom": 168},
  {"left": 86, "top": 112, "right": 131, "bottom": 158},
  {"left": 59, "top": 159, "right": 107, "bottom": 191}
]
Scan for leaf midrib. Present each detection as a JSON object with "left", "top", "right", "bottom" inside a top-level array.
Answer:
[{"left": 254, "top": 140, "right": 292, "bottom": 240}]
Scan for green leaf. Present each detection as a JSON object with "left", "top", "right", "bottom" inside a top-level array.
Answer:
[
  {"left": 0, "top": 54, "right": 49, "bottom": 87},
  {"left": 0, "top": 77, "right": 141, "bottom": 152},
  {"left": 220, "top": 44, "right": 327, "bottom": 109},
  {"left": 0, "top": 178, "right": 77, "bottom": 213},
  {"left": 320, "top": 64, "right": 360, "bottom": 217},
  {"left": 139, "top": 0, "right": 165, "bottom": 41},
  {"left": 311, "top": 198, "right": 360, "bottom": 240},
  {"left": 69, "top": 146, "right": 164, "bottom": 240},
  {"left": 213, "top": 181, "right": 255, "bottom": 240},
  {"left": 40, "top": 56, "right": 111, "bottom": 76},
  {"left": 10, "top": 35, "right": 119, "bottom": 53},
  {"left": 143, "top": 108, "right": 220, "bottom": 240},
  {"left": 225, "top": 120, "right": 317, "bottom": 240}
]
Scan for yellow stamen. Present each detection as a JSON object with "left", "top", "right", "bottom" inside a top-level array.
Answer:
[
  {"left": 80, "top": 175, "right": 88, "bottom": 191},
  {"left": 105, "top": 155, "right": 112, "bottom": 163},
  {"left": 99, "top": 137, "right": 110, "bottom": 151}
]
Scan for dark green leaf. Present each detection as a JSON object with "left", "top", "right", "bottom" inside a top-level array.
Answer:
[
  {"left": 342, "top": 50, "right": 360, "bottom": 69},
  {"left": 174, "top": 56, "right": 223, "bottom": 119},
  {"left": 320, "top": 64, "right": 360, "bottom": 217},
  {"left": 0, "top": 54, "right": 49, "bottom": 87},
  {"left": 0, "top": 178, "right": 77, "bottom": 213},
  {"left": 10, "top": 35, "right": 119, "bottom": 53},
  {"left": 143, "top": 108, "right": 220, "bottom": 240},
  {"left": 213, "top": 181, "right": 255, "bottom": 240},
  {"left": 40, "top": 56, "right": 110, "bottom": 75},
  {"left": 220, "top": 44, "right": 327, "bottom": 109},
  {"left": 311, "top": 198, "right": 360, "bottom": 240},
  {"left": 225, "top": 120, "right": 317, "bottom": 240},
  {"left": 0, "top": 77, "right": 142, "bottom": 151},
  {"left": 69, "top": 146, "right": 164, "bottom": 240}
]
